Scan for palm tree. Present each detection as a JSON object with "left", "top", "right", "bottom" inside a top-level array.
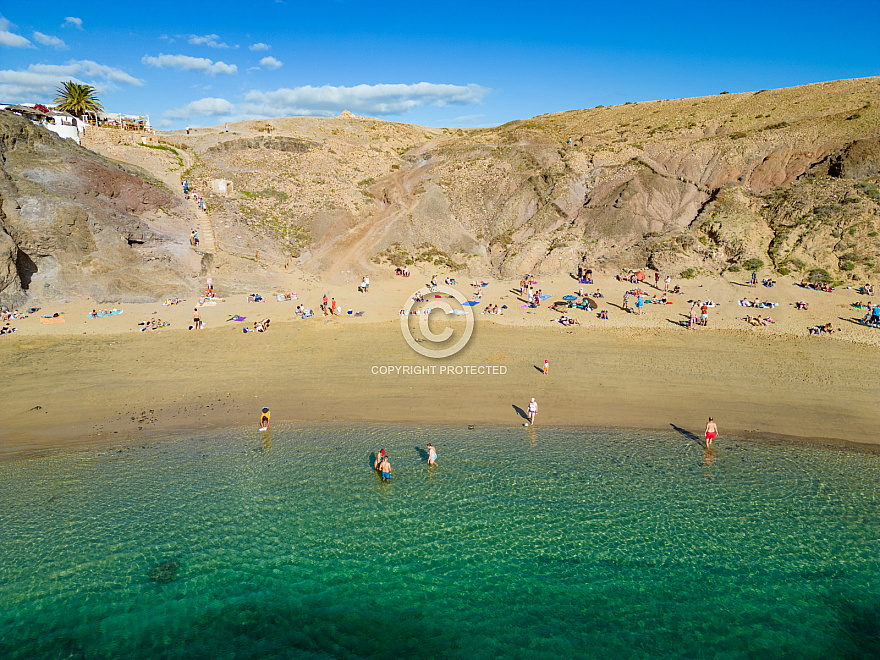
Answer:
[{"left": 53, "top": 81, "right": 103, "bottom": 118}]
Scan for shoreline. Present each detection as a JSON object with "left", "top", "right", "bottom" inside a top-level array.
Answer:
[
  {"left": 5, "top": 420, "right": 880, "bottom": 464},
  {"left": 2, "top": 320, "right": 877, "bottom": 459}
]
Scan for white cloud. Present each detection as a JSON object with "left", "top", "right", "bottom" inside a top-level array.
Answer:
[
  {"left": 259, "top": 56, "right": 283, "bottom": 70},
  {"left": 188, "top": 34, "right": 230, "bottom": 49},
  {"left": 63, "top": 17, "right": 83, "bottom": 30},
  {"left": 249, "top": 42, "right": 270, "bottom": 51},
  {"left": 0, "top": 60, "right": 144, "bottom": 101},
  {"left": 142, "top": 53, "right": 237, "bottom": 76},
  {"left": 33, "top": 31, "right": 68, "bottom": 49},
  {"left": 243, "top": 82, "right": 490, "bottom": 117},
  {"left": 0, "top": 14, "right": 33, "bottom": 48},
  {"left": 164, "top": 97, "right": 235, "bottom": 119},
  {"left": 454, "top": 114, "right": 485, "bottom": 123}
]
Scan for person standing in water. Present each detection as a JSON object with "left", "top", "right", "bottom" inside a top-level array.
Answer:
[
  {"left": 528, "top": 398, "right": 538, "bottom": 425},
  {"left": 427, "top": 443, "right": 437, "bottom": 466},
  {"left": 374, "top": 448, "right": 386, "bottom": 471},
  {"left": 705, "top": 417, "right": 718, "bottom": 447},
  {"left": 379, "top": 455, "right": 391, "bottom": 481}
]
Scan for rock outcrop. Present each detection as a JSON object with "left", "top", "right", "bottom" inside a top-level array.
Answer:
[{"left": 0, "top": 112, "right": 196, "bottom": 307}]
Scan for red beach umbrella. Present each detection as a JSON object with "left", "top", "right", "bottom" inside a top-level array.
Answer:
[{"left": 636, "top": 270, "right": 646, "bottom": 281}]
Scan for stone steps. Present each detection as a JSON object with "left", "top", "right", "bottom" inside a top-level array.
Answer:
[{"left": 196, "top": 214, "right": 216, "bottom": 253}]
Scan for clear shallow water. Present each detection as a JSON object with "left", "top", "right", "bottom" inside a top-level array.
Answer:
[{"left": 1, "top": 426, "right": 878, "bottom": 660}]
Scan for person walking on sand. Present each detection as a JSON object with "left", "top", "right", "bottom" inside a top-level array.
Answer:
[
  {"left": 427, "top": 443, "right": 437, "bottom": 466},
  {"left": 527, "top": 397, "right": 538, "bottom": 425},
  {"left": 331, "top": 298, "right": 338, "bottom": 315},
  {"left": 705, "top": 417, "right": 718, "bottom": 447},
  {"left": 379, "top": 455, "right": 391, "bottom": 481},
  {"left": 543, "top": 360, "right": 549, "bottom": 376},
  {"left": 664, "top": 275, "right": 671, "bottom": 292}
]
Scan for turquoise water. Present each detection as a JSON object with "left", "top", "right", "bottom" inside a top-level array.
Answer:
[{"left": 1, "top": 426, "right": 878, "bottom": 659}]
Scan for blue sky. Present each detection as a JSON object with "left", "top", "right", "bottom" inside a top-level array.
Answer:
[{"left": 1, "top": 0, "right": 878, "bottom": 129}]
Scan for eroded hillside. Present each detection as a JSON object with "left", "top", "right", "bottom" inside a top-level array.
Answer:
[{"left": 176, "top": 78, "right": 879, "bottom": 283}]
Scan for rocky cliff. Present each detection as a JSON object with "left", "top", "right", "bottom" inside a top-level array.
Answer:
[{"left": 0, "top": 112, "right": 196, "bottom": 307}]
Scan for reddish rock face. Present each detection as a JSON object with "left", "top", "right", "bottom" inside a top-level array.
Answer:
[{"left": 0, "top": 112, "right": 189, "bottom": 307}]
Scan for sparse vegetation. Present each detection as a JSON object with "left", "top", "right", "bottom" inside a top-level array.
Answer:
[
  {"left": 808, "top": 268, "right": 831, "bottom": 284},
  {"left": 138, "top": 142, "right": 184, "bottom": 168},
  {"left": 855, "top": 182, "right": 880, "bottom": 203},
  {"left": 680, "top": 268, "right": 696, "bottom": 279},
  {"left": 743, "top": 258, "right": 764, "bottom": 271},
  {"left": 240, "top": 189, "right": 289, "bottom": 202}
]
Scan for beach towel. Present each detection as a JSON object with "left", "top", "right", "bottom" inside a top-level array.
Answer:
[
  {"left": 539, "top": 294, "right": 552, "bottom": 301},
  {"left": 40, "top": 315, "right": 65, "bottom": 324},
  {"left": 354, "top": 311, "right": 364, "bottom": 316},
  {"left": 450, "top": 310, "right": 467, "bottom": 316},
  {"left": 90, "top": 310, "right": 123, "bottom": 318},
  {"left": 230, "top": 315, "right": 246, "bottom": 322},
  {"left": 520, "top": 304, "right": 537, "bottom": 309},
  {"left": 463, "top": 301, "right": 479, "bottom": 306},
  {"left": 276, "top": 294, "right": 298, "bottom": 301}
]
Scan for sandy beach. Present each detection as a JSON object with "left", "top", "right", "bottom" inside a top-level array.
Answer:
[{"left": 1, "top": 268, "right": 878, "bottom": 457}]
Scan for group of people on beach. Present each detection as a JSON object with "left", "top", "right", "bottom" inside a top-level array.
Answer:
[
  {"left": 688, "top": 301, "right": 711, "bottom": 327},
  {"left": 243, "top": 318, "right": 271, "bottom": 333},
  {"left": 88, "top": 308, "right": 120, "bottom": 318},
  {"left": 138, "top": 317, "right": 169, "bottom": 331},
  {"left": 859, "top": 301, "right": 880, "bottom": 327},
  {"left": 799, "top": 280, "right": 834, "bottom": 292},
  {"left": 320, "top": 294, "right": 338, "bottom": 316}
]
